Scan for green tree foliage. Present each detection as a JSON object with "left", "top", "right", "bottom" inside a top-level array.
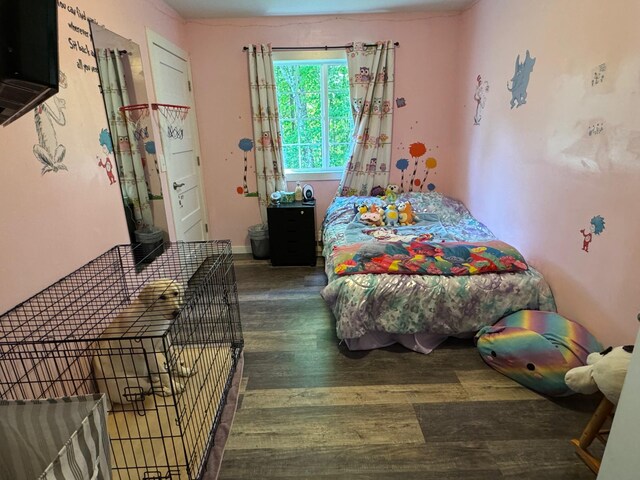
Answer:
[{"left": 274, "top": 61, "right": 353, "bottom": 170}]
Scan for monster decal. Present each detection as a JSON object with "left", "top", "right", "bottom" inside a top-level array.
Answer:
[{"left": 507, "top": 50, "right": 536, "bottom": 109}]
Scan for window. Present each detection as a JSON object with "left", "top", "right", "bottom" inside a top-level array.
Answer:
[{"left": 273, "top": 54, "right": 354, "bottom": 176}]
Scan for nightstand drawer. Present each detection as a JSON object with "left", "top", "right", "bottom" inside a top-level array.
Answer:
[{"left": 267, "top": 201, "right": 316, "bottom": 266}]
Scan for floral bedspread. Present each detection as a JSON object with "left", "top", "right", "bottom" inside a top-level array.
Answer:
[
  {"left": 332, "top": 239, "right": 528, "bottom": 276},
  {"left": 321, "top": 192, "right": 556, "bottom": 340}
]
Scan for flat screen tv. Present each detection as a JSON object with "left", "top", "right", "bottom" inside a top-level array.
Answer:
[{"left": 0, "top": 0, "right": 59, "bottom": 126}]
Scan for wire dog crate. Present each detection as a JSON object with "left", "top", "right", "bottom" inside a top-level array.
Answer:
[{"left": 0, "top": 241, "right": 243, "bottom": 480}]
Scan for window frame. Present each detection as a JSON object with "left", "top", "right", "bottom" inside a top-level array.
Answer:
[{"left": 273, "top": 54, "right": 352, "bottom": 178}]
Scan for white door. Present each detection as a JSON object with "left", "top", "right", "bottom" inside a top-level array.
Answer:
[{"left": 146, "top": 30, "right": 207, "bottom": 242}]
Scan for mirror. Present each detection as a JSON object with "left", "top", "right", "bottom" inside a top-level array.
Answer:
[{"left": 90, "top": 23, "right": 169, "bottom": 261}]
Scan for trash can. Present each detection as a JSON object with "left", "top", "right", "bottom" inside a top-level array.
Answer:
[
  {"left": 134, "top": 227, "right": 164, "bottom": 262},
  {"left": 248, "top": 223, "right": 270, "bottom": 259}
]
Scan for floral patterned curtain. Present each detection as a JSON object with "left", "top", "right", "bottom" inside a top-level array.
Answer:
[
  {"left": 338, "top": 41, "right": 395, "bottom": 197},
  {"left": 97, "top": 48, "right": 153, "bottom": 229},
  {"left": 247, "top": 44, "right": 287, "bottom": 222}
]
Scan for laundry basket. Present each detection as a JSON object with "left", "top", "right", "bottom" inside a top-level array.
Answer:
[{"left": 248, "top": 223, "right": 269, "bottom": 259}]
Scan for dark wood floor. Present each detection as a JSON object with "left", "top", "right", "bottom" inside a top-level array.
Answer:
[{"left": 219, "top": 256, "right": 602, "bottom": 479}]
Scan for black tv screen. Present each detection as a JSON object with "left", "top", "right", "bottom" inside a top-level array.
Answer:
[{"left": 0, "top": 0, "right": 59, "bottom": 126}]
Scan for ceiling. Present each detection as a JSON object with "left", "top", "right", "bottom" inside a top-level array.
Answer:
[{"left": 162, "top": 0, "right": 476, "bottom": 19}]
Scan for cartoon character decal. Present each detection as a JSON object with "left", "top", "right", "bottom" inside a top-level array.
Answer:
[
  {"left": 580, "top": 215, "right": 605, "bottom": 253},
  {"left": 507, "top": 50, "right": 536, "bottom": 109},
  {"left": 473, "top": 74, "right": 490, "bottom": 125},
  {"left": 33, "top": 71, "right": 68, "bottom": 174},
  {"left": 97, "top": 128, "right": 117, "bottom": 185}
]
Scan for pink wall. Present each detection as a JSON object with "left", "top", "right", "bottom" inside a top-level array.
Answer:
[
  {"left": 184, "top": 12, "right": 462, "bottom": 248},
  {"left": 0, "top": 0, "right": 186, "bottom": 313},
  {"left": 454, "top": 0, "right": 640, "bottom": 345}
]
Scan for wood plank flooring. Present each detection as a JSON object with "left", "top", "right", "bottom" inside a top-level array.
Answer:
[{"left": 219, "top": 256, "right": 602, "bottom": 479}]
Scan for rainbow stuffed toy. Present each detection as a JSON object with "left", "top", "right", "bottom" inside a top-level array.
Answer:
[{"left": 475, "top": 311, "right": 602, "bottom": 396}]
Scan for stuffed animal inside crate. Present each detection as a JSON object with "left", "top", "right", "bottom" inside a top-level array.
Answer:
[{"left": 475, "top": 310, "right": 602, "bottom": 396}]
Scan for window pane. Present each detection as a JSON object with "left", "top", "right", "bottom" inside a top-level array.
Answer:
[
  {"left": 277, "top": 93, "right": 295, "bottom": 118},
  {"left": 274, "top": 65, "right": 296, "bottom": 93},
  {"left": 282, "top": 145, "right": 300, "bottom": 170},
  {"left": 281, "top": 120, "right": 298, "bottom": 145},
  {"left": 298, "top": 65, "right": 321, "bottom": 92},
  {"left": 300, "top": 145, "right": 322, "bottom": 169},
  {"left": 329, "top": 118, "right": 352, "bottom": 144},
  {"left": 328, "top": 92, "right": 353, "bottom": 121},
  {"left": 327, "top": 64, "right": 349, "bottom": 89},
  {"left": 329, "top": 144, "right": 350, "bottom": 168},
  {"left": 304, "top": 93, "right": 321, "bottom": 118},
  {"left": 299, "top": 118, "right": 322, "bottom": 144}
]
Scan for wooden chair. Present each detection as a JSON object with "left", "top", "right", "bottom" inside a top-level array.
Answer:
[{"left": 571, "top": 396, "right": 615, "bottom": 474}]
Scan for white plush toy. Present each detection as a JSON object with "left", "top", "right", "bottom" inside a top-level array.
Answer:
[{"left": 564, "top": 345, "right": 634, "bottom": 405}]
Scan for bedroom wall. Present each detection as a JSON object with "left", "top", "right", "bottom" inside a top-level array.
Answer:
[
  {"left": 454, "top": 0, "right": 640, "bottom": 345},
  {"left": 184, "top": 12, "right": 462, "bottom": 248},
  {"left": 0, "top": 0, "right": 186, "bottom": 313}
]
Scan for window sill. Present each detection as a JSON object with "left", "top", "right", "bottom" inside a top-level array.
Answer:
[{"left": 285, "top": 171, "right": 342, "bottom": 181}]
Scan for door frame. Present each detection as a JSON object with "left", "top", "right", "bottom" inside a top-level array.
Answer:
[{"left": 145, "top": 28, "right": 209, "bottom": 241}]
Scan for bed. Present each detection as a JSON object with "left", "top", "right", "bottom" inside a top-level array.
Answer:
[{"left": 320, "top": 192, "right": 556, "bottom": 353}]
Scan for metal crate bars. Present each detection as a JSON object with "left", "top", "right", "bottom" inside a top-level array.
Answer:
[{"left": 0, "top": 241, "right": 244, "bottom": 480}]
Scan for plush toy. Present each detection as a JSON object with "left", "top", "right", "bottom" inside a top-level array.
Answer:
[
  {"left": 565, "top": 345, "right": 634, "bottom": 405},
  {"left": 384, "top": 184, "right": 400, "bottom": 202},
  {"left": 370, "top": 185, "right": 385, "bottom": 197},
  {"left": 397, "top": 201, "right": 416, "bottom": 225},
  {"left": 475, "top": 310, "right": 602, "bottom": 397},
  {"left": 360, "top": 211, "right": 384, "bottom": 227},
  {"left": 354, "top": 202, "right": 369, "bottom": 215},
  {"left": 384, "top": 204, "right": 399, "bottom": 226}
]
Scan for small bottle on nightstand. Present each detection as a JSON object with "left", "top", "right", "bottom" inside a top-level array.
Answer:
[{"left": 294, "top": 181, "right": 303, "bottom": 201}]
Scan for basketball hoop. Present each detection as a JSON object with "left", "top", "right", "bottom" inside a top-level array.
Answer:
[
  {"left": 151, "top": 103, "right": 190, "bottom": 140},
  {"left": 119, "top": 104, "right": 150, "bottom": 130}
]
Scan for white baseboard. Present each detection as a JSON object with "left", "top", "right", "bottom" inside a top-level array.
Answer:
[{"left": 232, "top": 245, "right": 252, "bottom": 254}]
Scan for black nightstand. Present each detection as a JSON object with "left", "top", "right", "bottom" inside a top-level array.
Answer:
[{"left": 267, "top": 201, "right": 316, "bottom": 266}]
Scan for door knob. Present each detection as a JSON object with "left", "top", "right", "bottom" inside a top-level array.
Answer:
[{"left": 173, "top": 182, "right": 185, "bottom": 190}]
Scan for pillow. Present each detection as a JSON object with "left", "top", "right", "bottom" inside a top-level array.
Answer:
[{"left": 475, "top": 310, "right": 602, "bottom": 396}]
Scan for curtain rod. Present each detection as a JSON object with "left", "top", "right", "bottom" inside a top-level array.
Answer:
[{"left": 242, "top": 42, "right": 399, "bottom": 52}]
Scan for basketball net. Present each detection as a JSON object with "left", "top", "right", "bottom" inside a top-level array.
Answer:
[
  {"left": 152, "top": 103, "right": 190, "bottom": 140},
  {"left": 118, "top": 104, "right": 150, "bottom": 135}
]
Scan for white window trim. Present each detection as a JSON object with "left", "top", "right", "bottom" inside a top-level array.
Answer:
[
  {"left": 274, "top": 52, "right": 352, "bottom": 176},
  {"left": 285, "top": 170, "right": 342, "bottom": 181}
]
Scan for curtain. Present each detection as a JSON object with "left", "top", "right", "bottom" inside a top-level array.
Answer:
[
  {"left": 97, "top": 48, "right": 153, "bottom": 230},
  {"left": 338, "top": 41, "right": 395, "bottom": 197},
  {"left": 247, "top": 44, "right": 287, "bottom": 222}
]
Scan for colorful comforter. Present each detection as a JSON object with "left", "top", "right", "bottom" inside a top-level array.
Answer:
[
  {"left": 332, "top": 239, "right": 528, "bottom": 276},
  {"left": 321, "top": 192, "right": 556, "bottom": 340}
]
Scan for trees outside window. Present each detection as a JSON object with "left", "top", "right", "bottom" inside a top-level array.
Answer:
[{"left": 274, "top": 60, "right": 353, "bottom": 173}]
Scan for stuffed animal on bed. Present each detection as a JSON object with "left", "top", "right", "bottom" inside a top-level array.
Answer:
[
  {"left": 370, "top": 185, "right": 385, "bottom": 197},
  {"left": 384, "top": 184, "right": 400, "bottom": 202},
  {"left": 360, "top": 211, "right": 384, "bottom": 227},
  {"left": 475, "top": 310, "right": 602, "bottom": 397},
  {"left": 384, "top": 204, "right": 399, "bottom": 226},
  {"left": 565, "top": 345, "right": 634, "bottom": 404},
  {"left": 397, "top": 201, "right": 416, "bottom": 225}
]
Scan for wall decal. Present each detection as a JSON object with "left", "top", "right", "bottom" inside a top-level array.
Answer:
[
  {"left": 591, "top": 63, "right": 606, "bottom": 86},
  {"left": 420, "top": 157, "right": 438, "bottom": 191},
  {"left": 33, "top": 71, "right": 68, "bottom": 175},
  {"left": 507, "top": 50, "right": 536, "bottom": 109},
  {"left": 408, "top": 142, "right": 427, "bottom": 191},
  {"left": 237, "top": 138, "right": 258, "bottom": 197},
  {"left": 580, "top": 215, "right": 605, "bottom": 253},
  {"left": 427, "top": 183, "right": 436, "bottom": 191},
  {"left": 396, "top": 97, "right": 406, "bottom": 108},
  {"left": 473, "top": 75, "right": 490, "bottom": 125},
  {"left": 395, "top": 158, "right": 409, "bottom": 192},
  {"left": 96, "top": 128, "right": 116, "bottom": 185},
  {"left": 588, "top": 122, "right": 604, "bottom": 136}
]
